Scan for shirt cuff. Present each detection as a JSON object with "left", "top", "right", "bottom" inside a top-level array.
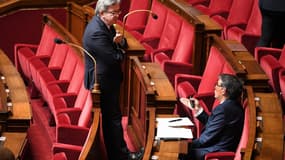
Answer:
[{"left": 194, "top": 107, "right": 203, "bottom": 117}]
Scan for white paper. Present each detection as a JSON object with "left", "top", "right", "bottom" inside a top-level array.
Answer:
[
  {"left": 156, "top": 125, "right": 193, "bottom": 139},
  {"left": 156, "top": 117, "right": 194, "bottom": 127}
]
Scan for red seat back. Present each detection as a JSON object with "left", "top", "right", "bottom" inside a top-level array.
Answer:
[
  {"left": 125, "top": 0, "right": 150, "bottom": 31},
  {"left": 171, "top": 21, "right": 195, "bottom": 63},
  {"left": 157, "top": 8, "right": 183, "bottom": 50},
  {"left": 141, "top": 0, "right": 167, "bottom": 39}
]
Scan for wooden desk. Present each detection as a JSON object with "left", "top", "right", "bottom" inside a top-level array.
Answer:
[
  {"left": 114, "top": 25, "right": 146, "bottom": 115},
  {"left": 225, "top": 40, "right": 270, "bottom": 91},
  {"left": 0, "top": 49, "right": 31, "bottom": 131},
  {"left": 153, "top": 140, "right": 188, "bottom": 160},
  {"left": 2, "top": 132, "right": 27, "bottom": 159},
  {"left": 140, "top": 62, "right": 177, "bottom": 114}
]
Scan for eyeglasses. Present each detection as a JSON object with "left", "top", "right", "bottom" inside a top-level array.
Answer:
[
  {"left": 105, "top": 10, "right": 121, "bottom": 16},
  {"left": 215, "top": 82, "right": 224, "bottom": 88}
]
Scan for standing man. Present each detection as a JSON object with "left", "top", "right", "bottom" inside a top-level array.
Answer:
[
  {"left": 82, "top": 0, "right": 140, "bottom": 159},
  {"left": 180, "top": 74, "right": 244, "bottom": 160},
  {"left": 257, "top": 0, "right": 285, "bottom": 48}
]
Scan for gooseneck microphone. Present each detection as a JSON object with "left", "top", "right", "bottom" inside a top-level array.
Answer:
[
  {"left": 122, "top": 9, "right": 158, "bottom": 38},
  {"left": 54, "top": 38, "right": 99, "bottom": 93}
]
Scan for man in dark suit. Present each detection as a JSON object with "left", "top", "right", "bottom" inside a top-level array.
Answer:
[
  {"left": 82, "top": 0, "right": 140, "bottom": 160},
  {"left": 180, "top": 74, "right": 244, "bottom": 160},
  {"left": 257, "top": 0, "right": 285, "bottom": 48}
]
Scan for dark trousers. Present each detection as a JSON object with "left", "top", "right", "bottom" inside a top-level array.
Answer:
[
  {"left": 98, "top": 75, "right": 128, "bottom": 160},
  {"left": 257, "top": 9, "right": 285, "bottom": 48}
]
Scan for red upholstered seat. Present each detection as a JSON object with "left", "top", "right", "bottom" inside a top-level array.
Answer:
[
  {"left": 175, "top": 46, "right": 235, "bottom": 118},
  {"left": 279, "top": 69, "right": 285, "bottom": 112},
  {"left": 52, "top": 83, "right": 91, "bottom": 126},
  {"left": 130, "top": 0, "right": 167, "bottom": 41},
  {"left": 52, "top": 152, "right": 68, "bottom": 160},
  {"left": 211, "top": 0, "right": 254, "bottom": 38},
  {"left": 141, "top": 8, "right": 182, "bottom": 61},
  {"left": 225, "top": 0, "right": 261, "bottom": 54},
  {"left": 14, "top": 24, "right": 57, "bottom": 81},
  {"left": 29, "top": 43, "right": 69, "bottom": 92},
  {"left": 120, "top": 0, "right": 150, "bottom": 34},
  {"left": 153, "top": 20, "right": 195, "bottom": 85},
  {"left": 195, "top": 0, "right": 233, "bottom": 18},
  {"left": 255, "top": 46, "right": 285, "bottom": 93},
  {"left": 187, "top": 0, "right": 210, "bottom": 6},
  {"left": 43, "top": 59, "right": 84, "bottom": 112}
]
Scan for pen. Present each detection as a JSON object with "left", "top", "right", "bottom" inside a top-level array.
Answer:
[{"left": 168, "top": 118, "right": 182, "bottom": 123}]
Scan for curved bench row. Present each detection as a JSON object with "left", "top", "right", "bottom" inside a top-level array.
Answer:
[{"left": 14, "top": 14, "right": 103, "bottom": 160}]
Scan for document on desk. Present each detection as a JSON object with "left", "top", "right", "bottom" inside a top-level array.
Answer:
[
  {"left": 156, "top": 117, "right": 193, "bottom": 139},
  {"left": 156, "top": 117, "right": 194, "bottom": 127},
  {"left": 156, "top": 126, "right": 193, "bottom": 139}
]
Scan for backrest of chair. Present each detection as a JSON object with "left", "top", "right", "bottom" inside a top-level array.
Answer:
[
  {"left": 58, "top": 48, "right": 78, "bottom": 81},
  {"left": 198, "top": 46, "right": 226, "bottom": 94},
  {"left": 142, "top": 0, "right": 168, "bottom": 39},
  {"left": 208, "top": 0, "right": 233, "bottom": 15},
  {"left": 245, "top": 0, "right": 261, "bottom": 35},
  {"left": 279, "top": 69, "right": 285, "bottom": 111},
  {"left": 278, "top": 46, "right": 285, "bottom": 67},
  {"left": 66, "top": 59, "right": 84, "bottom": 94},
  {"left": 158, "top": 8, "right": 183, "bottom": 49},
  {"left": 77, "top": 92, "right": 92, "bottom": 127},
  {"left": 171, "top": 20, "right": 195, "bottom": 63},
  {"left": 36, "top": 24, "right": 58, "bottom": 56},
  {"left": 234, "top": 98, "right": 249, "bottom": 160},
  {"left": 125, "top": 0, "right": 150, "bottom": 30},
  {"left": 226, "top": 0, "right": 254, "bottom": 25},
  {"left": 48, "top": 43, "right": 69, "bottom": 68}
]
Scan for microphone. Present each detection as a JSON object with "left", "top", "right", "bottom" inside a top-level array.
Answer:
[
  {"left": 122, "top": 9, "right": 158, "bottom": 38},
  {"left": 54, "top": 38, "right": 100, "bottom": 93}
]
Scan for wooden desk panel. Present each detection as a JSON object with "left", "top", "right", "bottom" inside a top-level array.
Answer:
[
  {"left": 254, "top": 92, "right": 282, "bottom": 113},
  {"left": 0, "top": 49, "right": 31, "bottom": 131},
  {"left": 3, "top": 132, "right": 27, "bottom": 159},
  {"left": 254, "top": 134, "right": 283, "bottom": 160}
]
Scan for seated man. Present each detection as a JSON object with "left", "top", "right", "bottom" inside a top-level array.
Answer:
[{"left": 180, "top": 74, "right": 244, "bottom": 160}]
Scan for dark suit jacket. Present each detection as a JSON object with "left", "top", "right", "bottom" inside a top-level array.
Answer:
[
  {"left": 191, "top": 99, "right": 244, "bottom": 158},
  {"left": 259, "top": 0, "right": 285, "bottom": 12},
  {"left": 82, "top": 15, "right": 124, "bottom": 90}
]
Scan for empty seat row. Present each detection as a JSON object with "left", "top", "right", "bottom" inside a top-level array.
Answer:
[{"left": 14, "top": 15, "right": 98, "bottom": 160}]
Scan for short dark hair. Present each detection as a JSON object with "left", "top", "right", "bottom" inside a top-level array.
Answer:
[{"left": 219, "top": 74, "right": 243, "bottom": 100}]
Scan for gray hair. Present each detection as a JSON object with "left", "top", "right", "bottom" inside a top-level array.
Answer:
[
  {"left": 95, "top": 0, "right": 121, "bottom": 15},
  {"left": 219, "top": 74, "right": 244, "bottom": 100}
]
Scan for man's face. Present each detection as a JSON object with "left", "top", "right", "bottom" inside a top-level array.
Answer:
[
  {"left": 214, "top": 79, "right": 225, "bottom": 100},
  {"left": 100, "top": 3, "right": 121, "bottom": 26}
]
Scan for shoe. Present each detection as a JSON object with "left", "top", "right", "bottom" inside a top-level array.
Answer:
[{"left": 128, "top": 148, "right": 144, "bottom": 160}]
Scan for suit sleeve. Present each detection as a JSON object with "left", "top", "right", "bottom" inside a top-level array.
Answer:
[
  {"left": 85, "top": 29, "right": 124, "bottom": 66},
  {"left": 193, "top": 107, "right": 225, "bottom": 147}
]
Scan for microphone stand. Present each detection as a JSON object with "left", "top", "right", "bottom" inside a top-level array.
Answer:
[
  {"left": 54, "top": 38, "right": 100, "bottom": 93},
  {"left": 122, "top": 9, "right": 158, "bottom": 39}
]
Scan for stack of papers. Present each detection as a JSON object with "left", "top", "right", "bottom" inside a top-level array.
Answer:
[{"left": 156, "top": 117, "right": 194, "bottom": 139}]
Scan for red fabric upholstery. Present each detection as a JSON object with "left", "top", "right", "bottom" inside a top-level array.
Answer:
[
  {"left": 225, "top": 0, "right": 261, "bottom": 53},
  {"left": 29, "top": 43, "right": 69, "bottom": 92},
  {"left": 121, "top": 0, "right": 150, "bottom": 34},
  {"left": 175, "top": 46, "right": 235, "bottom": 120},
  {"left": 52, "top": 143, "right": 82, "bottom": 160},
  {"left": 195, "top": 0, "right": 233, "bottom": 18},
  {"left": 212, "top": 0, "right": 254, "bottom": 38},
  {"left": 153, "top": 20, "right": 195, "bottom": 85},
  {"left": 52, "top": 152, "right": 68, "bottom": 160},
  {"left": 38, "top": 48, "right": 78, "bottom": 98},
  {"left": 14, "top": 24, "right": 57, "bottom": 80},
  {"left": 187, "top": 0, "right": 210, "bottom": 6},
  {"left": 279, "top": 69, "right": 285, "bottom": 112},
  {"left": 130, "top": 0, "right": 167, "bottom": 41},
  {"left": 255, "top": 46, "right": 285, "bottom": 93},
  {"left": 141, "top": 8, "right": 182, "bottom": 61}
]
